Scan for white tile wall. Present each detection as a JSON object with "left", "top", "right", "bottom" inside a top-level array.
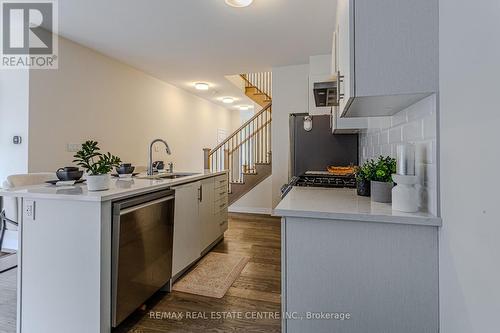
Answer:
[{"left": 359, "top": 94, "right": 438, "bottom": 215}]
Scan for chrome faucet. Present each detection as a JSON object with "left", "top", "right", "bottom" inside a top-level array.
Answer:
[{"left": 148, "top": 139, "right": 171, "bottom": 175}]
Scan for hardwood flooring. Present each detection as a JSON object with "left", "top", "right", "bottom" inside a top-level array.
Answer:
[
  {"left": 0, "top": 267, "right": 16, "bottom": 333},
  {"left": 116, "top": 213, "right": 282, "bottom": 333}
]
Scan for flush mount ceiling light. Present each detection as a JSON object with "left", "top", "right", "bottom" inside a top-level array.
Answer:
[
  {"left": 239, "top": 105, "right": 250, "bottom": 111},
  {"left": 194, "top": 82, "right": 209, "bottom": 90},
  {"left": 225, "top": 0, "right": 254, "bottom": 8},
  {"left": 222, "top": 97, "right": 235, "bottom": 104}
]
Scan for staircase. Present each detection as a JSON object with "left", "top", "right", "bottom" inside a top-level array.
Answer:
[
  {"left": 206, "top": 72, "right": 272, "bottom": 205},
  {"left": 241, "top": 73, "right": 272, "bottom": 107}
]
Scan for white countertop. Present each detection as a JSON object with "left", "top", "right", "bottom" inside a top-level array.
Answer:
[
  {"left": 274, "top": 187, "right": 441, "bottom": 226},
  {"left": 0, "top": 170, "right": 227, "bottom": 202}
]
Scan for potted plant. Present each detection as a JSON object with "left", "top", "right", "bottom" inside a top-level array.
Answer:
[
  {"left": 355, "top": 160, "right": 375, "bottom": 197},
  {"left": 370, "top": 156, "right": 396, "bottom": 203},
  {"left": 73, "top": 140, "right": 121, "bottom": 191}
]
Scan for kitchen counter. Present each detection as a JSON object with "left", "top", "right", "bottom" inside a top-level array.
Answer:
[
  {"left": 0, "top": 170, "right": 226, "bottom": 202},
  {"left": 274, "top": 187, "right": 441, "bottom": 226},
  {"left": 9, "top": 170, "right": 228, "bottom": 333}
]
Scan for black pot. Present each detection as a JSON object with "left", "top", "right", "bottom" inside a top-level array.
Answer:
[
  {"left": 116, "top": 165, "right": 135, "bottom": 175},
  {"left": 56, "top": 168, "right": 84, "bottom": 181},
  {"left": 356, "top": 179, "right": 371, "bottom": 197}
]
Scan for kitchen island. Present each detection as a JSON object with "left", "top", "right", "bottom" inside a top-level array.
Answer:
[
  {"left": 275, "top": 187, "right": 441, "bottom": 333},
  {"left": 0, "top": 170, "right": 228, "bottom": 333}
]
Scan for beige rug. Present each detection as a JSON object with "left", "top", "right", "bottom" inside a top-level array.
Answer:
[{"left": 173, "top": 252, "right": 249, "bottom": 298}]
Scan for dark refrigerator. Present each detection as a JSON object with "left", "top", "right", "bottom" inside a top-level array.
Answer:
[{"left": 289, "top": 114, "right": 359, "bottom": 177}]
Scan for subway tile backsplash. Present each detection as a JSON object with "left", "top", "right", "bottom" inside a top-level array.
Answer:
[{"left": 359, "top": 94, "right": 438, "bottom": 215}]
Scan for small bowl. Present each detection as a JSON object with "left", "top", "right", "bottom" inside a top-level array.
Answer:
[
  {"left": 116, "top": 165, "right": 135, "bottom": 175},
  {"left": 56, "top": 168, "right": 84, "bottom": 181}
]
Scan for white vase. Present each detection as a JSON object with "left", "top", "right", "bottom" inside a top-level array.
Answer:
[
  {"left": 86, "top": 174, "right": 110, "bottom": 191},
  {"left": 391, "top": 174, "right": 418, "bottom": 212}
]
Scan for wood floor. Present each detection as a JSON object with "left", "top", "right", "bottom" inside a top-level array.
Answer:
[{"left": 116, "top": 213, "right": 282, "bottom": 333}]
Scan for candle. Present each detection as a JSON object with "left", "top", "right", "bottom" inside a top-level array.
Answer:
[{"left": 396, "top": 144, "right": 415, "bottom": 175}]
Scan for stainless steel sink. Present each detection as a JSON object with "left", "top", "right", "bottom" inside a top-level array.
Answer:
[
  {"left": 158, "top": 173, "right": 199, "bottom": 179},
  {"left": 136, "top": 172, "right": 199, "bottom": 180}
]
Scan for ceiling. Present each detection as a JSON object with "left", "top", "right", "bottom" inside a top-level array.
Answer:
[{"left": 57, "top": 0, "right": 336, "bottom": 110}]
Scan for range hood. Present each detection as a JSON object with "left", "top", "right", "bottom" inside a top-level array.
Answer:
[{"left": 313, "top": 81, "right": 338, "bottom": 107}]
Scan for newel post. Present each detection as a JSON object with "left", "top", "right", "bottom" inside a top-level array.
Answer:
[{"left": 203, "top": 148, "right": 211, "bottom": 171}]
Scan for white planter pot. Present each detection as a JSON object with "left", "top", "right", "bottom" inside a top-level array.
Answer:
[{"left": 86, "top": 174, "right": 110, "bottom": 191}]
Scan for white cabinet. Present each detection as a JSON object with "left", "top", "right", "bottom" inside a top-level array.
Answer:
[
  {"left": 172, "top": 181, "right": 202, "bottom": 276},
  {"left": 331, "top": 24, "right": 374, "bottom": 134},
  {"left": 213, "top": 174, "right": 229, "bottom": 235},
  {"left": 336, "top": 0, "right": 354, "bottom": 116},
  {"left": 336, "top": 0, "right": 438, "bottom": 118},
  {"left": 172, "top": 174, "right": 229, "bottom": 277},
  {"left": 200, "top": 177, "right": 218, "bottom": 250}
]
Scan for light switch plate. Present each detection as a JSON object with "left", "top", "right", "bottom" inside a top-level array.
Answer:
[
  {"left": 67, "top": 143, "right": 81, "bottom": 152},
  {"left": 24, "top": 200, "right": 35, "bottom": 221}
]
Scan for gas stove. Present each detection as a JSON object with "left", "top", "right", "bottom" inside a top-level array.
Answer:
[{"left": 281, "top": 171, "right": 356, "bottom": 198}]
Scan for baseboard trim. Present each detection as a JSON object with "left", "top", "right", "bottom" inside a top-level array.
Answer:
[{"left": 228, "top": 206, "right": 273, "bottom": 215}]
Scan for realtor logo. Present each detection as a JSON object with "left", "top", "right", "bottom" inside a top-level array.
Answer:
[{"left": 1, "top": 0, "right": 58, "bottom": 69}]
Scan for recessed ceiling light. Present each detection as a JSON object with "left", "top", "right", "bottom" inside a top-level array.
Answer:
[
  {"left": 225, "top": 0, "right": 254, "bottom": 8},
  {"left": 239, "top": 105, "right": 250, "bottom": 111},
  {"left": 194, "top": 82, "right": 209, "bottom": 90},
  {"left": 222, "top": 97, "right": 235, "bottom": 104}
]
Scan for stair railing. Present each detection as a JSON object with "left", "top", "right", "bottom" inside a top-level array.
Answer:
[
  {"left": 206, "top": 103, "right": 272, "bottom": 187},
  {"left": 241, "top": 72, "right": 272, "bottom": 100}
]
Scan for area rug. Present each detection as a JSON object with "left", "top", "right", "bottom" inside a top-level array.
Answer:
[{"left": 172, "top": 252, "right": 249, "bottom": 298}]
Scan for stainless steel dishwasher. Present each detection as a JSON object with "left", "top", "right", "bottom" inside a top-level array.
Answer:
[{"left": 111, "top": 189, "right": 175, "bottom": 327}]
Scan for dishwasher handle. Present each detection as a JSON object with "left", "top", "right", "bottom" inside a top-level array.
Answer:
[{"left": 119, "top": 195, "right": 175, "bottom": 215}]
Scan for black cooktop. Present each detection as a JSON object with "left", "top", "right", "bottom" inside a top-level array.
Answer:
[{"left": 295, "top": 173, "right": 356, "bottom": 188}]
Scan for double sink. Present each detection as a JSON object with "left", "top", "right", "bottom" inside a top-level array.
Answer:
[{"left": 136, "top": 172, "right": 199, "bottom": 180}]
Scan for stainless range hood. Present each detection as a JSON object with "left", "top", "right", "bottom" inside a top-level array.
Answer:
[{"left": 313, "top": 81, "right": 338, "bottom": 107}]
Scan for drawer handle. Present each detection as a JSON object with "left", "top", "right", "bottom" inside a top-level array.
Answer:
[
  {"left": 219, "top": 191, "right": 226, "bottom": 195},
  {"left": 219, "top": 179, "right": 227, "bottom": 183},
  {"left": 219, "top": 220, "right": 227, "bottom": 226},
  {"left": 219, "top": 203, "right": 226, "bottom": 208}
]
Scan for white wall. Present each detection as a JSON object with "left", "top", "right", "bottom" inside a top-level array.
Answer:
[
  {"left": 271, "top": 64, "right": 309, "bottom": 207},
  {"left": 439, "top": 1, "right": 500, "bottom": 332},
  {"left": 28, "top": 37, "right": 232, "bottom": 173},
  {"left": 229, "top": 176, "right": 272, "bottom": 214},
  {"left": 360, "top": 95, "right": 438, "bottom": 215},
  {"left": 0, "top": 70, "right": 29, "bottom": 183}
]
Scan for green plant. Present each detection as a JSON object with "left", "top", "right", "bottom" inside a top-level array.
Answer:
[
  {"left": 372, "top": 156, "right": 396, "bottom": 182},
  {"left": 357, "top": 156, "right": 396, "bottom": 183},
  {"left": 73, "top": 140, "right": 121, "bottom": 175},
  {"left": 356, "top": 160, "right": 376, "bottom": 182}
]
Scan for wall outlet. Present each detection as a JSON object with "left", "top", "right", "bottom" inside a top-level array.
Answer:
[
  {"left": 67, "top": 143, "right": 81, "bottom": 152},
  {"left": 24, "top": 200, "right": 35, "bottom": 221}
]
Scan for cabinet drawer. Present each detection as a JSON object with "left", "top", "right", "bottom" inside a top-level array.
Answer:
[
  {"left": 214, "top": 175, "right": 228, "bottom": 189},
  {"left": 214, "top": 197, "right": 228, "bottom": 213},
  {"left": 219, "top": 219, "right": 228, "bottom": 233},
  {"left": 214, "top": 187, "right": 228, "bottom": 201}
]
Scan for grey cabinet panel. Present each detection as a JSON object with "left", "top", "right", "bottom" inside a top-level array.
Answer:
[
  {"left": 283, "top": 217, "right": 438, "bottom": 333},
  {"left": 354, "top": 0, "right": 439, "bottom": 97},
  {"left": 336, "top": 0, "right": 438, "bottom": 117}
]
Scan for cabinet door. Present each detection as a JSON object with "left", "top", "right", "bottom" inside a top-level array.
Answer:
[
  {"left": 172, "top": 181, "right": 201, "bottom": 276},
  {"left": 337, "top": 0, "right": 355, "bottom": 116},
  {"left": 331, "top": 30, "right": 337, "bottom": 76},
  {"left": 199, "top": 177, "right": 218, "bottom": 250}
]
